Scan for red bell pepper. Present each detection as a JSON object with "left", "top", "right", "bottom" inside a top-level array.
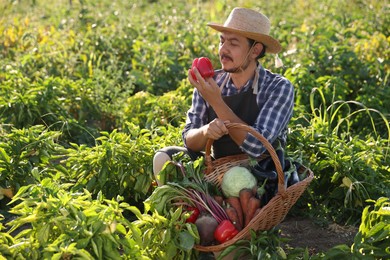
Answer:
[
  {"left": 190, "top": 57, "right": 214, "bottom": 80},
  {"left": 214, "top": 219, "right": 239, "bottom": 243},
  {"left": 185, "top": 207, "right": 200, "bottom": 223}
]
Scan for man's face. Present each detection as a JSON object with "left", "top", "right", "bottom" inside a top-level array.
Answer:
[{"left": 218, "top": 32, "right": 252, "bottom": 73}]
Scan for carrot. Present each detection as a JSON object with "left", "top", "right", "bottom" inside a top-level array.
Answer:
[
  {"left": 226, "top": 196, "right": 244, "bottom": 229},
  {"left": 239, "top": 188, "right": 253, "bottom": 218},
  {"left": 244, "top": 197, "right": 261, "bottom": 227},
  {"left": 225, "top": 206, "right": 242, "bottom": 231}
]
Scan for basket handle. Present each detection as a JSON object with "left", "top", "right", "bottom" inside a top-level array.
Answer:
[{"left": 204, "top": 122, "right": 286, "bottom": 194}]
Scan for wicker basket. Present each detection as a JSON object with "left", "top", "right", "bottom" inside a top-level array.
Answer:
[{"left": 194, "top": 123, "right": 314, "bottom": 252}]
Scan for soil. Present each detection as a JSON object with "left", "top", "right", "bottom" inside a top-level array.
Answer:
[{"left": 279, "top": 216, "right": 359, "bottom": 255}]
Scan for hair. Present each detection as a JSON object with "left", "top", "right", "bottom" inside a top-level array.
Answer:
[{"left": 248, "top": 39, "right": 266, "bottom": 59}]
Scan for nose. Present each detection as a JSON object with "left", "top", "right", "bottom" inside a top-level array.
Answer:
[
  {"left": 219, "top": 43, "right": 231, "bottom": 58},
  {"left": 219, "top": 41, "right": 227, "bottom": 52}
]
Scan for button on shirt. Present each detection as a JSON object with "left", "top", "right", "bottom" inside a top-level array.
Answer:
[{"left": 182, "top": 65, "right": 294, "bottom": 158}]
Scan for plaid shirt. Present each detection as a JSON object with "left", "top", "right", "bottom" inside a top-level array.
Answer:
[{"left": 182, "top": 65, "right": 294, "bottom": 158}]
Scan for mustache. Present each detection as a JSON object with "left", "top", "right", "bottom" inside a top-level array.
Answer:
[{"left": 220, "top": 54, "right": 233, "bottom": 61}]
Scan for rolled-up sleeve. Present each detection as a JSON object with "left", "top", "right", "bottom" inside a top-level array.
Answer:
[{"left": 182, "top": 89, "right": 208, "bottom": 143}]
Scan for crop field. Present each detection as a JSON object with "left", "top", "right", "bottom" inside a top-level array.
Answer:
[{"left": 0, "top": 0, "right": 389, "bottom": 259}]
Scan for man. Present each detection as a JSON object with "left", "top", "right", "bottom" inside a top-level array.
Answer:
[{"left": 153, "top": 7, "right": 294, "bottom": 180}]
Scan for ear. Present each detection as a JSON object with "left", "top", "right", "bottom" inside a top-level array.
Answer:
[{"left": 252, "top": 42, "right": 263, "bottom": 57}]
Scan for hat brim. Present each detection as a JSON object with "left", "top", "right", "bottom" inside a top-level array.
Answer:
[{"left": 207, "top": 23, "right": 282, "bottom": 54}]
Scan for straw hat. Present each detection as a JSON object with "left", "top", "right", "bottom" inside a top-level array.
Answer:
[{"left": 208, "top": 8, "right": 281, "bottom": 54}]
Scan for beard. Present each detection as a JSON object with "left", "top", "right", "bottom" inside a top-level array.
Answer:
[{"left": 223, "top": 57, "right": 251, "bottom": 73}]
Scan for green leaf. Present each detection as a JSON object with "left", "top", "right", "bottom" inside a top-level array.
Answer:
[
  {"left": 127, "top": 205, "right": 143, "bottom": 220},
  {"left": 177, "top": 230, "right": 194, "bottom": 251},
  {"left": 134, "top": 173, "right": 151, "bottom": 195},
  {"left": 161, "top": 229, "right": 171, "bottom": 245},
  {"left": 91, "top": 239, "right": 99, "bottom": 259},
  {"left": 37, "top": 223, "right": 50, "bottom": 244},
  {"left": 323, "top": 244, "right": 351, "bottom": 259},
  {"left": 377, "top": 207, "right": 390, "bottom": 216},
  {"left": 217, "top": 245, "right": 240, "bottom": 260},
  {"left": 76, "top": 237, "right": 91, "bottom": 249},
  {"left": 51, "top": 252, "right": 62, "bottom": 260},
  {"left": 365, "top": 223, "right": 389, "bottom": 242},
  {"left": 144, "top": 185, "right": 181, "bottom": 214},
  {"left": 0, "top": 148, "right": 10, "bottom": 163},
  {"left": 115, "top": 223, "right": 127, "bottom": 235},
  {"left": 185, "top": 223, "right": 200, "bottom": 243},
  {"left": 170, "top": 207, "right": 182, "bottom": 223},
  {"left": 94, "top": 236, "right": 104, "bottom": 260}
]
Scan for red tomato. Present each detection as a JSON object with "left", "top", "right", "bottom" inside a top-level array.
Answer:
[
  {"left": 214, "top": 219, "right": 239, "bottom": 244},
  {"left": 190, "top": 57, "right": 214, "bottom": 80}
]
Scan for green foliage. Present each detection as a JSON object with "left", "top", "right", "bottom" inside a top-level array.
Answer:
[
  {"left": 315, "top": 197, "right": 390, "bottom": 260},
  {"left": 2, "top": 177, "right": 198, "bottom": 259},
  {"left": 288, "top": 88, "right": 390, "bottom": 224},
  {"left": 217, "top": 228, "right": 307, "bottom": 260},
  {"left": 0, "top": 125, "right": 68, "bottom": 191},
  {"left": 5, "top": 178, "right": 145, "bottom": 259},
  {"left": 133, "top": 206, "right": 199, "bottom": 259},
  {"left": 352, "top": 197, "right": 390, "bottom": 258},
  {"left": 0, "top": 214, "right": 17, "bottom": 259},
  {"left": 278, "top": 1, "right": 389, "bottom": 116},
  {"left": 121, "top": 83, "right": 191, "bottom": 130},
  {"left": 1, "top": 0, "right": 388, "bottom": 136},
  {"left": 65, "top": 126, "right": 155, "bottom": 201},
  {"left": 0, "top": 0, "right": 389, "bottom": 259},
  {"left": 0, "top": 70, "right": 109, "bottom": 145}
]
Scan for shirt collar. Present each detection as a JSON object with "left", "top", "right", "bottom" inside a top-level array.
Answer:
[{"left": 214, "top": 64, "right": 265, "bottom": 93}]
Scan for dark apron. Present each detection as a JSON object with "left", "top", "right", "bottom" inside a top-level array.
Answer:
[{"left": 207, "top": 87, "right": 259, "bottom": 159}]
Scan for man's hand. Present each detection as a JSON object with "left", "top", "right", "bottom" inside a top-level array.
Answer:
[
  {"left": 184, "top": 119, "right": 229, "bottom": 152},
  {"left": 204, "top": 119, "right": 229, "bottom": 140},
  {"left": 188, "top": 67, "right": 222, "bottom": 107}
]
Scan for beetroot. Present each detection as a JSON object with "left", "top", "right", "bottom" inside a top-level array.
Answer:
[{"left": 195, "top": 213, "right": 218, "bottom": 246}]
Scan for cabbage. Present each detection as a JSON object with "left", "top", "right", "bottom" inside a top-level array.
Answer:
[{"left": 221, "top": 166, "right": 257, "bottom": 197}]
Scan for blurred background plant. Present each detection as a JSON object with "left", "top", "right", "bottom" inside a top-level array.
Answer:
[{"left": 0, "top": 0, "right": 389, "bottom": 258}]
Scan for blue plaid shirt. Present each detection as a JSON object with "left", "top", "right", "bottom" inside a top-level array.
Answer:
[{"left": 182, "top": 65, "right": 294, "bottom": 158}]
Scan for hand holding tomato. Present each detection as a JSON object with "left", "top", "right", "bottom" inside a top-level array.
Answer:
[{"left": 190, "top": 57, "right": 214, "bottom": 80}]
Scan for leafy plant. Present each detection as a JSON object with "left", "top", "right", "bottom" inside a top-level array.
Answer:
[
  {"left": 132, "top": 206, "right": 199, "bottom": 260},
  {"left": 121, "top": 87, "right": 190, "bottom": 130},
  {"left": 145, "top": 155, "right": 228, "bottom": 223},
  {"left": 0, "top": 0, "right": 389, "bottom": 258},
  {"left": 65, "top": 126, "right": 155, "bottom": 201},
  {"left": 216, "top": 227, "right": 307, "bottom": 260},
  {"left": 352, "top": 197, "right": 390, "bottom": 258},
  {"left": 0, "top": 125, "right": 68, "bottom": 192},
  {"left": 5, "top": 178, "right": 144, "bottom": 259},
  {"left": 288, "top": 88, "right": 390, "bottom": 224},
  {"left": 0, "top": 214, "right": 17, "bottom": 260},
  {"left": 316, "top": 197, "right": 390, "bottom": 260}
]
